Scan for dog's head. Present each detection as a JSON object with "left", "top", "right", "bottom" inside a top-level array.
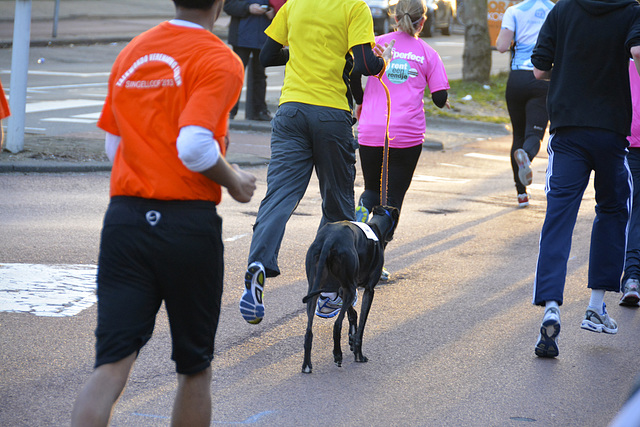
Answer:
[{"left": 369, "top": 205, "right": 400, "bottom": 244}]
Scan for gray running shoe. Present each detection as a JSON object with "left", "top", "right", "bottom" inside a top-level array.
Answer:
[
  {"left": 580, "top": 303, "right": 618, "bottom": 334},
  {"left": 620, "top": 278, "right": 640, "bottom": 307},
  {"left": 535, "top": 307, "right": 560, "bottom": 358},
  {"left": 514, "top": 148, "right": 533, "bottom": 186},
  {"left": 315, "top": 292, "right": 357, "bottom": 318}
]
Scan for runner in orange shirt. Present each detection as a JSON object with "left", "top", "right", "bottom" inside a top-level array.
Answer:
[{"left": 71, "top": 1, "right": 256, "bottom": 425}]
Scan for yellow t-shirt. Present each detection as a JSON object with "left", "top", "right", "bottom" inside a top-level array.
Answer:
[{"left": 266, "top": 0, "right": 375, "bottom": 111}]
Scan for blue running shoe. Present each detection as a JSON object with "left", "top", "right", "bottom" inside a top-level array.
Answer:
[
  {"left": 240, "top": 262, "right": 265, "bottom": 324},
  {"left": 315, "top": 292, "right": 357, "bottom": 318},
  {"left": 355, "top": 205, "right": 369, "bottom": 223}
]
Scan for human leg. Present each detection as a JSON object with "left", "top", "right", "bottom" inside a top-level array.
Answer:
[
  {"left": 247, "top": 103, "right": 315, "bottom": 277},
  {"left": 533, "top": 129, "right": 592, "bottom": 306},
  {"left": 588, "top": 129, "right": 630, "bottom": 293},
  {"left": 622, "top": 147, "right": 640, "bottom": 302},
  {"left": 310, "top": 105, "right": 357, "bottom": 309},
  {"left": 230, "top": 46, "right": 251, "bottom": 119},
  {"left": 385, "top": 144, "right": 422, "bottom": 213},
  {"left": 80, "top": 197, "right": 164, "bottom": 419},
  {"left": 171, "top": 368, "right": 212, "bottom": 427},
  {"left": 71, "top": 352, "right": 137, "bottom": 426},
  {"left": 245, "top": 49, "right": 269, "bottom": 120},
  {"left": 358, "top": 144, "right": 383, "bottom": 215},
  {"left": 310, "top": 105, "right": 357, "bottom": 228},
  {"left": 506, "top": 70, "right": 528, "bottom": 195},
  {"left": 156, "top": 204, "right": 220, "bottom": 423},
  {"left": 521, "top": 78, "right": 549, "bottom": 160}
]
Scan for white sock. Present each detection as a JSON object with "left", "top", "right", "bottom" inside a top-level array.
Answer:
[
  {"left": 588, "top": 289, "right": 605, "bottom": 312},
  {"left": 545, "top": 300, "right": 559, "bottom": 312},
  {"left": 321, "top": 292, "right": 338, "bottom": 300}
]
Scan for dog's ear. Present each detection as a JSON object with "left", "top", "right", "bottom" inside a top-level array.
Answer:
[
  {"left": 388, "top": 206, "right": 399, "bottom": 222},
  {"left": 374, "top": 205, "right": 399, "bottom": 223}
]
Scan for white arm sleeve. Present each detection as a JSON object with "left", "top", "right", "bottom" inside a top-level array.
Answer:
[
  {"left": 105, "top": 132, "right": 121, "bottom": 163},
  {"left": 176, "top": 125, "right": 221, "bottom": 172}
]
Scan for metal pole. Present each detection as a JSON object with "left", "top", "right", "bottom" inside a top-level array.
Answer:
[
  {"left": 6, "top": 0, "right": 31, "bottom": 153},
  {"left": 52, "top": 0, "right": 60, "bottom": 38}
]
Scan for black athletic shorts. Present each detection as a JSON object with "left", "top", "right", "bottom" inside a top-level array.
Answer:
[{"left": 95, "top": 196, "right": 223, "bottom": 375}]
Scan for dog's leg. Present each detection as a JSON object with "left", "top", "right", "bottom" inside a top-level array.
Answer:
[
  {"left": 333, "top": 289, "right": 356, "bottom": 367},
  {"left": 353, "top": 288, "right": 375, "bottom": 363},
  {"left": 332, "top": 306, "right": 347, "bottom": 367},
  {"left": 347, "top": 304, "right": 358, "bottom": 352},
  {"left": 302, "top": 295, "right": 318, "bottom": 373}
]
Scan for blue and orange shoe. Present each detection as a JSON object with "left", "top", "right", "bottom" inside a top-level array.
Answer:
[
  {"left": 355, "top": 205, "right": 369, "bottom": 223},
  {"left": 239, "top": 262, "right": 265, "bottom": 324}
]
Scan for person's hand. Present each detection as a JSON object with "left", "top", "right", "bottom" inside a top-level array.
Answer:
[
  {"left": 228, "top": 164, "right": 257, "bottom": 203},
  {"left": 266, "top": 7, "right": 276, "bottom": 19},
  {"left": 249, "top": 3, "right": 267, "bottom": 14},
  {"left": 373, "top": 39, "right": 395, "bottom": 62},
  {"left": 355, "top": 104, "right": 362, "bottom": 121}
]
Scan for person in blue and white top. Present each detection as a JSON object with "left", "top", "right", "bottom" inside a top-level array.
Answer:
[{"left": 496, "top": 0, "right": 555, "bottom": 207}]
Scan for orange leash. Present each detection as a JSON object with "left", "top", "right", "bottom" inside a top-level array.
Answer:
[{"left": 376, "top": 64, "right": 391, "bottom": 206}]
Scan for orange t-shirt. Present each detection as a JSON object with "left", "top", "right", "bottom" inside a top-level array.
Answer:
[
  {"left": 0, "top": 80, "right": 10, "bottom": 120},
  {"left": 98, "top": 22, "right": 244, "bottom": 203}
]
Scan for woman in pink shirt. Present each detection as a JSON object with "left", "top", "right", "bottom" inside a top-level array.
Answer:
[{"left": 351, "top": 0, "right": 449, "bottom": 236}]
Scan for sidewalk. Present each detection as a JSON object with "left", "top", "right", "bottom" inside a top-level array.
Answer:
[{"left": 0, "top": 0, "right": 230, "bottom": 47}]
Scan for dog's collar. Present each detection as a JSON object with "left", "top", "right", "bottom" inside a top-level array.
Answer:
[
  {"left": 382, "top": 208, "right": 396, "bottom": 229},
  {"left": 350, "top": 221, "right": 379, "bottom": 241}
]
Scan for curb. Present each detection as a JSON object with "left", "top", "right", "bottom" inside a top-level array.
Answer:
[
  {"left": 0, "top": 153, "right": 270, "bottom": 173},
  {"left": 0, "top": 118, "right": 508, "bottom": 173},
  {"left": 0, "top": 28, "right": 229, "bottom": 49}
]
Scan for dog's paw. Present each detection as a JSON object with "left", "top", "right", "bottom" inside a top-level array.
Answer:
[
  {"left": 301, "top": 364, "right": 312, "bottom": 374},
  {"left": 334, "top": 353, "right": 343, "bottom": 367},
  {"left": 354, "top": 353, "right": 368, "bottom": 363}
]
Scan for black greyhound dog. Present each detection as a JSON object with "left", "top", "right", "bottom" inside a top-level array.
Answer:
[{"left": 302, "top": 205, "right": 400, "bottom": 373}]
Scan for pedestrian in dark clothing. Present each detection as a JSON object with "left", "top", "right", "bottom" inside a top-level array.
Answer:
[
  {"left": 224, "top": 0, "right": 275, "bottom": 121},
  {"left": 529, "top": 0, "right": 640, "bottom": 358}
]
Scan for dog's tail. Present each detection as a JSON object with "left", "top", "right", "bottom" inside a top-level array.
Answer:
[{"left": 302, "top": 237, "right": 336, "bottom": 304}]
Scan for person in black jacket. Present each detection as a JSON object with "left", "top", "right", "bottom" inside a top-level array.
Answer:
[
  {"left": 223, "top": 0, "right": 274, "bottom": 121},
  {"left": 529, "top": 0, "right": 640, "bottom": 358}
]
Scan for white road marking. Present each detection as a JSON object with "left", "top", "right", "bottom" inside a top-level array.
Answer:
[
  {"left": 464, "top": 152, "right": 510, "bottom": 162},
  {"left": 26, "top": 99, "right": 105, "bottom": 113},
  {"left": 0, "top": 69, "right": 110, "bottom": 78},
  {"left": 224, "top": 233, "right": 249, "bottom": 242},
  {"left": 41, "top": 118, "right": 97, "bottom": 124},
  {"left": 42, "top": 111, "right": 101, "bottom": 124},
  {"left": 432, "top": 41, "right": 464, "bottom": 47},
  {"left": 72, "top": 112, "right": 101, "bottom": 119},
  {"left": 413, "top": 175, "right": 469, "bottom": 183},
  {"left": 28, "top": 82, "right": 108, "bottom": 92},
  {"left": 0, "top": 263, "right": 97, "bottom": 317}
]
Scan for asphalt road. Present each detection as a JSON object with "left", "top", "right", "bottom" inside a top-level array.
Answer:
[{"left": 2, "top": 131, "right": 640, "bottom": 426}]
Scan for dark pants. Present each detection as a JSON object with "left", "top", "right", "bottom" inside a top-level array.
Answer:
[
  {"left": 533, "top": 127, "right": 631, "bottom": 306},
  {"left": 624, "top": 147, "right": 640, "bottom": 283},
  {"left": 248, "top": 102, "right": 358, "bottom": 278},
  {"left": 231, "top": 46, "right": 267, "bottom": 119},
  {"left": 505, "top": 70, "right": 549, "bottom": 194},
  {"left": 358, "top": 144, "right": 422, "bottom": 216}
]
